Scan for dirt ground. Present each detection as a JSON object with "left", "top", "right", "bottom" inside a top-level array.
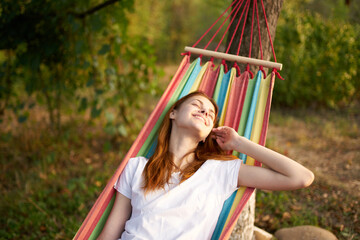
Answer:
[
  {"left": 267, "top": 108, "right": 360, "bottom": 198},
  {"left": 258, "top": 107, "right": 360, "bottom": 239}
]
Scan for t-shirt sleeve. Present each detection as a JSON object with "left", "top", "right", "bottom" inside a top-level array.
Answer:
[
  {"left": 114, "top": 157, "right": 139, "bottom": 199},
  {"left": 217, "top": 159, "right": 242, "bottom": 200}
]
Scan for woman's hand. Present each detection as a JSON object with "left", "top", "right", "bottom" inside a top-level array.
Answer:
[{"left": 211, "top": 126, "right": 240, "bottom": 151}]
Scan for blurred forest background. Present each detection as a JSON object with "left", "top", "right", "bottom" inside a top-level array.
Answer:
[{"left": 0, "top": 0, "right": 359, "bottom": 239}]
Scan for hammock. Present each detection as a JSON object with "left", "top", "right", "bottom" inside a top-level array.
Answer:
[{"left": 74, "top": 0, "right": 283, "bottom": 239}]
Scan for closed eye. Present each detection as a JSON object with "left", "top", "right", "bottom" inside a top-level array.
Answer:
[{"left": 192, "top": 103, "right": 200, "bottom": 108}]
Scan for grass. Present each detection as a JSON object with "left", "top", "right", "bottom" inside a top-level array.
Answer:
[
  {"left": 0, "top": 114, "right": 137, "bottom": 239},
  {"left": 1, "top": 101, "right": 359, "bottom": 239}
]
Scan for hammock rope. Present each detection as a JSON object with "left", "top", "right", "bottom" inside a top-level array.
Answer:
[
  {"left": 225, "top": 0, "right": 247, "bottom": 54},
  {"left": 255, "top": 0, "right": 267, "bottom": 78},
  {"left": 259, "top": 0, "right": 284, "bottom": 80},
  {"left": 191, "top": 0, "right": 239, "bottom": 49},
  {"left": 255, "top": 0, "right": 263, "bottom": 61},
  {"left": 214, "top": 0, "right": 245, "bottom": 53},
  {"left": 236, "top": 0, "right": 251, "bottom": 56},
  {"left": 203, "top": 0, "right": 243, "bottom": 51}
]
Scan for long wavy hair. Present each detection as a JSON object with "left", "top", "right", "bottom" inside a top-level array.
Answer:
[{"left": 142, "top": 91, "right": 238, "bottom": 193}]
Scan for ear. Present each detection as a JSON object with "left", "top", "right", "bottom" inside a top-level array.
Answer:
[{"left": 169, "top": 110, "right": 176, "bottom": 120}]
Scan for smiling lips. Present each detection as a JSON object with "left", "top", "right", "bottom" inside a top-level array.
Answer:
[{"left": 193, "top": 114, "right": 207, "bottom": 125}]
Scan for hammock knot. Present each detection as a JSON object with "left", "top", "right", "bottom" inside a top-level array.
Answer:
[
  {"left": 273, "top": 69, "right": 284, "bottom": 80},
  {"left": 246, "top": 64, "right": 254, "bottom": 79},
  {"left": 259, "top": 66, "right": 267, "bottom": 78},
  {"left": 181, "top": 52, "right": 191, "bottom": 56},
  {"left": 199, "top": 54, "right": 203, "bottom": 65},
  {"left": 233, "top": 62, "right": 241, "bottom": 76},
  {"left": 221, "top": 59, "right": 229, "bottom": 73}
]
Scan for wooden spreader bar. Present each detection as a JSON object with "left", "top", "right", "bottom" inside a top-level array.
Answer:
[{"left": 184, "top": 46, "right": 282, "bottom": 70}]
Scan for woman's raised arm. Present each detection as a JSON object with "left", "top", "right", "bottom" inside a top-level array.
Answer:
[
  {"left": 97, "top": 192, "right": 132, "bottom": 240},
  {"left": 212, "top": 126, "right": 314, "bottom": 191}
]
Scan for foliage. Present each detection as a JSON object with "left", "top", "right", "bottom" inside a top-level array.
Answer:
[
  {"left": 126, "top": 0, "right": 232, "bottom": 63},
  {"left": 0, "top": 0, "right": 162, "bottom": 131},
  {"left": 273, "top": 3, "right": 360, "bottom": 108},
  {"left": 0, "top": 117, "right": 136, "bottom": 239}
]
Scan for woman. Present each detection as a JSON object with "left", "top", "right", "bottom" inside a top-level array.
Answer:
[{"left": 98, "top": 91, "right": 314, "bottom": 240}]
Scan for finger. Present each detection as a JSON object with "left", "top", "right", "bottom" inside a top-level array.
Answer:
[
  {"left": 213, "top": 126, "right": 226, "bottom": 131},
  {"left": 215, "top": 138, "right": 223, "bottom": 146},
  {"left": 213, "top": 130, "right": 226, "bottom": 135}
]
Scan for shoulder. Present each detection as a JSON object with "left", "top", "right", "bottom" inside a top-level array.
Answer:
[
  {"left": 127, "top": 156, "right": 148, "bottom": 169},
  {"left": 129, "top": 155, "right": 148, "bottom": 163},
  {"left": 119, "top": 156, "right": 148, "bottom": 180},
  {"left": 206, "top": 158, "right": 242, "bottom": 166},
  {"left": 202, "top": 158, "right": 242, "bottom": 172}
]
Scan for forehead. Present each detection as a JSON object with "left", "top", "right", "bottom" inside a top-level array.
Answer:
[{"left": 186, "top": 95, "right": 215, "bottom": 110}]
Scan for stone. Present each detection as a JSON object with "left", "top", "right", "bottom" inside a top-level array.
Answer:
[
  {"left": 253, "top": 226, "right": 273, "bottom": 240},
  {"left": 274, "top": 225, "right": 338, "bottom": 240}
]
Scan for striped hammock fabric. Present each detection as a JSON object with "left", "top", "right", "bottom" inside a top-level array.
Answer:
[{"left": 73, "top": 54, "right": 275, "bottom": 240}]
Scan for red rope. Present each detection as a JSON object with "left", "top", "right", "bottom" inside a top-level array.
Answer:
[
  {"left": 255, "top": 0, "right": 266, "bottom": 78},
  {"left": 181, "top": 52, "right": 191, "bottom": 56},
  {"left": 260, "top": 0, "right": 277, "bottom": 62},
  {"left": 204, "top": 0, "right": 243, "bottom": 50},
  {"left": 248, "top": 0, "right": 256, "bottom": 59},
  {"left": 186, "top": 0, "right": 283, "bottom": 79},
  {"left": 226, "top": 0, "right": 249, "bottom": 54},
  {"left": 191, "top": 0, "right": 239, "bottom": 49},
  {"left": 221, "top": 59, "right": 229, "bottom": 73},
  {"left": 236, "top": 0, "right": 251, "bottom": 56},
  {"left": 215, "top": 0, "right": 245, "bottom": 52},
  {"left": 233, "top": 62, "right": 241, "bottom": 75},
  {"left": 246, "top": 64, "right": 254, "bottom": 79},
  {"left": 259, "top": 66, "right": 266, "bottom": 78},
  {"left": 260, "top": 0, "right": 284, "bottom": 79},
  {"left": 272, "top": 68, "right": 284, "bottom": 80},
  {"left": 255, "top": 0, "right": 263, "bottom": 60}
]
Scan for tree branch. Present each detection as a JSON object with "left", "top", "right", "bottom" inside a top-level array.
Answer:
[{"left": 71, "top": 0, "right": 119, "bottom": 19}]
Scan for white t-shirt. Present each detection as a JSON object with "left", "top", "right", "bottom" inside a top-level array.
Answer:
[{"left": 114, "top": 156, "right": 242, "bottom": 240}]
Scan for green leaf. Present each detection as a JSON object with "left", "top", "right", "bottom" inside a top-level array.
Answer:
[
  {"left": 104, "top": 125, "right": 117, "bottom": 136},
  {"left": 103, "top": 141, "right": 112, "bottom": 152},
  {"left": 117, "top": 125, "right": 128, "bottom": 137},
  {"left": 1, "top": 131, "right": 12, "bottom": 142},
  {"left": 45, "top": 152, "right": 56, "bottom": 164},
  {"left": 86, "top": 76, "right": 95, "bottom": 87},
  {"left": 82, "top": 61, "right": 90, "bottom": 70},
  {"left": 78, "top": 97, "right": 88, "bottom": 112},
  {"left": 98, "top": 44, "right": 111, "bottom": 55},
  {"left": 28, "top": 102, "right": 36, "bottom": 109},
  {"left": 105, "top": 112, "right": 115, "bottom": 123},
  {"left": 95, "top": 88, "right": 104, "bottom": 95},
  {"left": 91, "top": 107, "right": 102, "bottom": 119},
  {"left": 17, "top": 114, "right": 28, "bottom": 123}
]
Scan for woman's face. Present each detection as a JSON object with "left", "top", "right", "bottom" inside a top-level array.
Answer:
[{"left": 170, "top": 95, "right": 216, "bottom": 141}]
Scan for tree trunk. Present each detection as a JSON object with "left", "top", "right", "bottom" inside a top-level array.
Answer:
[
  {"left": 226, "top": 1, "right": 283, "bottom": 239},
  {"left": 229, "top": 190, "right": 256, "bottom": 240}
]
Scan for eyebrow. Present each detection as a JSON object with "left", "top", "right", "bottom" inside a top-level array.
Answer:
[{"left": 193, "top": 99, "right": 215, "bottom": 114}]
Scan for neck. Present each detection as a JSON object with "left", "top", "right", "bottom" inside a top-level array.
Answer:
[{"left": 168, "top": 126, "right": 199, "bottom": 170}]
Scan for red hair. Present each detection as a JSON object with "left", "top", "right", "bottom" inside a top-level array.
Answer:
[{"left": 142, "top": 91, "right": 237, "bottom": 193}]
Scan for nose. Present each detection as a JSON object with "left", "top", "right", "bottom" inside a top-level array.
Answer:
[{"left": 200, "top": 109, "right": 208, "bottom": 116}]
